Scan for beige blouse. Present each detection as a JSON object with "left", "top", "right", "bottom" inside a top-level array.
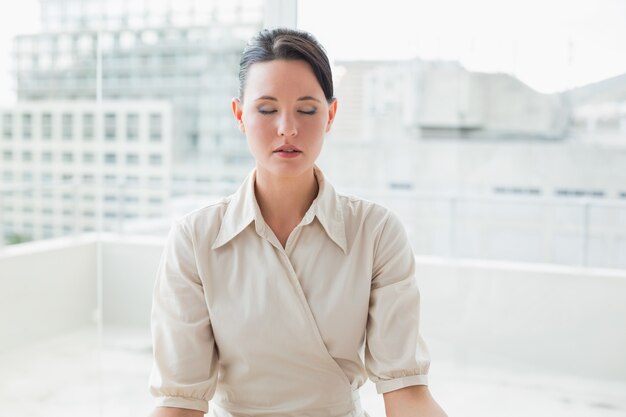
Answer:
[{"left": 149, "top": 165, "right": 430, "bottom": 416}]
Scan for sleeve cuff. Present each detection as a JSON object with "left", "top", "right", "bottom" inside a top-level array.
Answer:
[
  {"left": 155, "top": 396, "right": 209, "bottom": 413},
  {"left": 375, "top": 374, "right": 429, "bottom": 394}
]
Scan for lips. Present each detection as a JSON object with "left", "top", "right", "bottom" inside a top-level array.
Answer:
[{"left": 273, "top": 145, "right": 301, "bottom": 153}]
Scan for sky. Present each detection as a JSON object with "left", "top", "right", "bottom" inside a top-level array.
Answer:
[
  {"left": 0, "top": 0, "right": 625, "bottom": 104},
  {"left": 298, "top": 0, "right": 626, "bottom": 94}
]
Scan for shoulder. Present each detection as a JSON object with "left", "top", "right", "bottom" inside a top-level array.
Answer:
[
  {"left": 171, "top": 196, "right": 232, "bottom": 240},
  {"left": 336, "top": 191, "right": 395, "bottom": 227}
]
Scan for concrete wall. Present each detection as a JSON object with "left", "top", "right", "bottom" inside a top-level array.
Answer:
[
  {"left": 0, "top": 237, "right": 97, "bottom": 353},
  {"left": 100, "top": 236, "right": 162, "bottom": 327},
  {"left": 417, "top": 257, "right": 626, "bottom": 382}
]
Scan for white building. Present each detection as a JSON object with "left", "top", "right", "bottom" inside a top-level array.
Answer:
[
  {"left": 332, "top": 59, "right": 569, "bottom": 143},
  {"left": 0, "top": 100, "right": 173, "bottom": 244},
  {"left": 13, "top": 0, "right": 263, "bottom": 167}
]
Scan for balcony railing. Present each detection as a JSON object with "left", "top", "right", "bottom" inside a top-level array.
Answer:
[{"left": 0, "top": 236, "right": 625, "bottom": 416}]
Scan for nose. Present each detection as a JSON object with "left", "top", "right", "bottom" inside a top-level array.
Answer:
[{"left": 277, "top": 113, "right": 298, "bottom": 137}]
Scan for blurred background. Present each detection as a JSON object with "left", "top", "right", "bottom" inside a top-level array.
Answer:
[{"left": 0, "top": 0, "right": 625, "bottom": 416}]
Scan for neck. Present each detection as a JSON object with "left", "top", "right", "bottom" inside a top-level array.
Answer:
[{"left": 254, "top": 166, "right": 319, "bottom": 224}]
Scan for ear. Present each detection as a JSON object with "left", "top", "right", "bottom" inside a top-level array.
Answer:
[
  {"left": 232, "top": 97, "right": 245, "bottom": 134},
  {"left": 325, "top": 99, "right": 338, "bottom": 133}
]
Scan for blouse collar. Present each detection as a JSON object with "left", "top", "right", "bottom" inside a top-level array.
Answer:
[{"left": 212, "top": 164, "right": 347, "bottom": 254}]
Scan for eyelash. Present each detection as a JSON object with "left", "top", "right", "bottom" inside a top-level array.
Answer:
[{"left": 258, "top": 109, "right": 317, "bottom": 115}]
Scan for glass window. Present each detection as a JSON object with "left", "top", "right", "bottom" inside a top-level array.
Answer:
[
  {"left": 62, "top": 113, "right": 73, "bottom": 140},
  {"left": 149, "top": 154, "right": 162, "bottom": 165},
  {"left": 105, "top": 153, "right": 117, "bottom": 164},
  {"left": 149, "top": 113, "right": 162, "bottom": 141},
  {"left": 82, "top": 113, "right": 94, "bottom": 140},
  {"left": 22, "top": 113, "right": 32, "bottom": 140},
  {"left": 42, "top": 151, "right": 53, "bottom": 162},
  {"left": 126, "top": 153, "right": 139, "bottom": 164},
  {"left": 2, "top": 113, "right": 12, "bottom": 139},
  {"left": 83, "top": 152, "right": 95, "bottom": 163},
  {"left": 105, "top": 113, "right": 116, "bottom": 140},
  {"left": 3, "top": 150, "right": 13, "bottom": 161},
  {"left": 22, "top": 151, "right": 33, "bottom": 162},
  {"left": 126, "top": 113, "right": 139, "bottom": 141},
  {"left": 62, "top": 152, "right": 73, "bottom": 163},
  {"left": 42, "top": 113, "right": 52, "bottom": 140}
]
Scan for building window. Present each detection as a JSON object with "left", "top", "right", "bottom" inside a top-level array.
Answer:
[
  {"left": 82, "top": 174, "right": 95, "bottom": 183},
  {"left": 43, "top": 225, "right": 55, "bottom": 238},
  {"left": 41, "top": 113, "right": 52, "bottom": 140},
  {"left": 149, "top": 113, "right": 162, "bottom": 141},
  {"left": 83, "top": 152, "right": 95, "bottom": 163},
  {"left": 104, "top": 194, "right": 117, "bottom": 202},
  {"left": 2, "top": 113, "right": 12, "bottom": 139},
  {"left": 83, "top": 113, "right": 94, "bottom": 140},
  {"left": 22, "top": 151, "right": 33, "bottom": 162},
  {"left": 22, "top": 113, "right": 32, "bottom": 140},
  {"left": 149, "top": 154, "right": 162, "bottom": 165},
  {"left": 126, "top": 113, "right": 139, "bottom": 141},
  {"left": 126, "top": 153, "right": 139, "bottom": 164},
  {"left": 62, "top": 152, "right": 73, "bottom": 163},
  {"left": 104, "top": 174, "right": 116, "bottom": 184},
  {"left": 42, "top": 172, "right": 53, "bottom": 183},
  {"left": 105, "top": 153, "right": 117, "bottom": 164},
  {"left": 62, "top": 113, "right": 73, "bottom": 140},
  {"left": 22, "top": 172, "right": 33, "bottom": 182},
  {"left": 3, "top": 150, "right": 13, "bottom": 161},
  {"left": 125, "top": 175, "right": 139, "bottom": 185},
  {"left": 62, "top": 173, "right": 73, "bottom": 182},
  {"left": 105, "top": 113, "right": 116, "bottom": 140},
  {"left": 2, "top": 171, "right": 13, "bottom": 181},
  {"left": 42, "top": 151, "right": 53, "bottom": 162}
]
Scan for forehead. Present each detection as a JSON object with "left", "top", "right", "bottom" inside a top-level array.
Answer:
[{"left": 244, "top": 59, "right": 323, "bottom": 98}]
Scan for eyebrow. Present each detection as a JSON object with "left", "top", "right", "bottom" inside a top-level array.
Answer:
[{"left": 254, "top": 95, "right": 321, "bottom": 103}]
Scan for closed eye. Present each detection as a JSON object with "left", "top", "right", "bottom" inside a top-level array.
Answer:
[
  {"left": 258, "top": 109, "right": 277, "bottom": 115},
  {"left": 298, "top": 109, "right": 317, "bottom": 115}
]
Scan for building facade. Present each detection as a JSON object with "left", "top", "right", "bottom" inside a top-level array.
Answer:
[{"left": 0, "top": 101, "right": 172, "bottom": 243}]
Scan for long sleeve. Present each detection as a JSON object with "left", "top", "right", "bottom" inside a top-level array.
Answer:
[
  {"left": 149, "top": 220, "right": 219, "bottom": 413},
  {"left": 364, "top": 211, "right": 431, "bottom": 395}
]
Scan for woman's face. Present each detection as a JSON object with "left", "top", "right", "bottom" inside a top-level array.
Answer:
[{"left": 232, "top": 59, "right": 337, "bottom": 180}]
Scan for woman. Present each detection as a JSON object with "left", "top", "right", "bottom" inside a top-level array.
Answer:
[{"left": 149, "top": 28, "right": 447, "bottom": 417}]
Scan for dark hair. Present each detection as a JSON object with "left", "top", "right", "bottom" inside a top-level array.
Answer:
[{"left": 237, "top": 28, "right": 334, "bottom": 103}]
